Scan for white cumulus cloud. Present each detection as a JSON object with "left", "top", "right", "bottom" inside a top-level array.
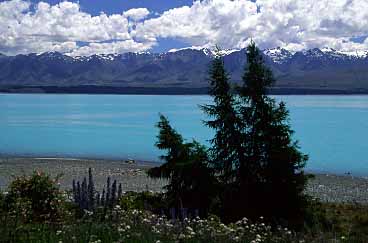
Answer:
[
  {"left": 135, "top": 0, "right": 368, "bottom": 52},
  {"left": 0, "top": 0, "right": 154, "bottom": 55},
  {"left": 123, "top": 8, "right": 150, "bottom": 21},
  {"left": 0, "top": 0, "right": 367, "bottom": 56}
]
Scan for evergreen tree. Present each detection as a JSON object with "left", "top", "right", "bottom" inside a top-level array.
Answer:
[
  {"left": 148, "top": 114, "right": 216, "bottom": 213},
  {"left": 238, "top": 41, "right": 309, "bottom": 225},
  {"left": 200, "top": 47, "right": 246, "bottom": 219},
  {"left": 200, "top": 47, "right": 244, "bottom": 185}
]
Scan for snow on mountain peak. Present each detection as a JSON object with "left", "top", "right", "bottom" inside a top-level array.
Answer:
[
  {"left": 168, "top": 47, "right": 239, "bottom": 56},
  {"left": 263, "top": 47, "right": 292, "bottom": 64}
]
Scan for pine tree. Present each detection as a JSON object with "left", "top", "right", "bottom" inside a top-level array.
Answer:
[
  {"left": 238, "top": 41, "right": 309, "bottom": 225},
  {"left": 200, "top": 47, "right": 244, "bottom": 185},
  {"left": 148, "top": 114, "right": 216, "bottom": 212}
]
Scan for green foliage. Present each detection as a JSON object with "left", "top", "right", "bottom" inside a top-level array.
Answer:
[
  {"left": 200, "top": 47, "right": 244, "bottom": 185},
  {"left": 198, "top": 43, "right": 309, "bottom": 225},
  {"left": 0, "top": 205, "right": 301, "bottom": 243},
  {"left": 1, "top": 174, "right": 367, "bottom": 242},
  {"left": 119, "top": 191, "right": 167, "bottom": 212},
  {"left": 234, "top": 41, "right": 309, "bottom": 225},
  {"left": 4, "top": 171, "right": 65, "bottom": 223},
  {"left": 148, "top": 114, "right": 217, "bottom": 211}
]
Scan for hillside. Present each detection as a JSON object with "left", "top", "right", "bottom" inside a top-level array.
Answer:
[{"left": 0, "top": 47, "right": 368, "bottom": 94}]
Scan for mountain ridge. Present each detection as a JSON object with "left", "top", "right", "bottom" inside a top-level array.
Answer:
[{"left": 0, "top": 47, "right": 368, "bottom": 93}]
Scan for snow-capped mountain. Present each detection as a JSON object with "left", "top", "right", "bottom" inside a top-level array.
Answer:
[
  {"left": 0, "top": 47, "right": 367, "bottom": 93},
  {"left": 263, "top": 47, "right": 293, "bottom": 64}
]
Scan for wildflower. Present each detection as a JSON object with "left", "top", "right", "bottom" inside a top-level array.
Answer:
[
  {"left": 341, "top": 236, "right": 346, "bottom": 240},
  {"left": 234, "top": 236, "right": 240, "bottom": 242},
  {"left": 126, "top": 225, "right": 131, "bottom": 230},
  {"left": 186, "top": 226, "right": 193, "bottom": 232},
  {"left": 56, "top": 230, "right": 62, "bottom": 236},
  {"left": 83, "top": 209, "right": 93, "bottom": 216},
  {"left": 156, "top": 241, "right": 161, "bottom": 243},
  {"left": 178, "top": 233, "right": 185, "bottom": 239}
]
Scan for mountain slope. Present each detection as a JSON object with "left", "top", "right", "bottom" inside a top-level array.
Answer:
[{"left": 0, "top": 47, "right": 367, "bottom": 93}]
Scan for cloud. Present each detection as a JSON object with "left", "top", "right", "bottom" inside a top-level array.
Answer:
[
  {"left": 135, "top": 0, "right": 368, "bottom": 52},
  {"left": 0, "top": 0, "right": 367, "bottom": 55},
  {"left": 68, "top": 40, "right": 154, "bottom": 56},
  {"left": 0, "top": 0, "right": 153, "bottom": 55},
  {"left": 123, "top": 8, "right": 150, "bottom": 21}
]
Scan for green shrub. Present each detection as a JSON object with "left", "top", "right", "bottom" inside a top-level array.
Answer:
[
  {"left": 5, "top": 171, "right": 65, "bottom": 222},
  {"left": 119, "top": 191, "right": 167, "bottom": 212}
]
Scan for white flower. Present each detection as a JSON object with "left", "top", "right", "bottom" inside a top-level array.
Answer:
[
  {"left": 186, "top": 226, "right": 193, "bottom": 232},
  {"left": 83, "top": 209, "right": 93, "bottom": 216}
]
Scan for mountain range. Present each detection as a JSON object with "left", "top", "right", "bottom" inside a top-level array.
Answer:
[{"left": 1, "top": 47, "right": 368, "bottom": 94}]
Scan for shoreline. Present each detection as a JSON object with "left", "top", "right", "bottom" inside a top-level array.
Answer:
[
  {"left": 1, "top": 157, "right": 368, "bottom": 204},
  {"left": 0, "top": 155, "right": 363, "bottom": 177}
]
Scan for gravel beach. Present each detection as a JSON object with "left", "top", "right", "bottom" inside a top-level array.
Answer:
[{"left": 1, "top": 157, "right": 368, "bottom": 204}]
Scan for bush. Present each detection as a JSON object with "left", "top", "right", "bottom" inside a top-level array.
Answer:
[
  {"left": 119, "top": 191, "right": 167, "bottom": 213},
  {"left": 5, "top": 171, "right": 65, "bottom": 222}
]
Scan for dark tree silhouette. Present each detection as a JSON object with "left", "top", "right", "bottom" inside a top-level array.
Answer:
[
  {"left": 201, "top": 47, "right": 244, "bottom": 184},
  {"left": 200, "top": 47, "right": 246, "bottom": 219},
  {"left": 236, "top": 41, "right": 309, "bottom": 226},
  {"left": 148, "top": 114, "right": 216, "bottom": 213}
]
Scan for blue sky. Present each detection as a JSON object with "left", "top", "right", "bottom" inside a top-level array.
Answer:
[
  {"left": 0, "top": 0, "right": 367, "bottom": 56},
  {"left": 28, "top": 0, "right": 195, "bottom": 15}
]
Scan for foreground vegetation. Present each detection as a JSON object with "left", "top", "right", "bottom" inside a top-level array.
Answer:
[{"left": 0, "top": 171, "right": 368, "bottom": 242}]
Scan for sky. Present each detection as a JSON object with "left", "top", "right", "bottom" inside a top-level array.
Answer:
[{"left": 0, "top": 0, "right": 368, "bottom": 56}]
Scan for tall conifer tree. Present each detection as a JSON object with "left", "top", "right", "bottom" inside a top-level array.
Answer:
[
  {"left": 238, "top": 41, "right": 309, "bottom": 225},
  {"left": 201, "top": 47, "right": 244, "bottom": 185}
]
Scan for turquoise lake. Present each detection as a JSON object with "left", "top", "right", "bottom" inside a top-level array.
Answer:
[{"left": 1, "top": 94, "right": 368, "bottom": 175}]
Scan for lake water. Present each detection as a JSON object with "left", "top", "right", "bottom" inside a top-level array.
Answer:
[{"left": 1, "top": 94, "right": 368, "bottom": 175}]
